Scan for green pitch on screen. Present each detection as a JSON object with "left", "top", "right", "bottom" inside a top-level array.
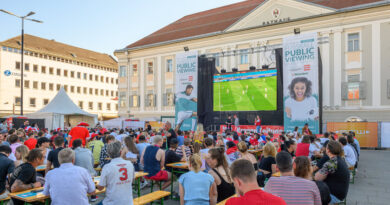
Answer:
[{"left": 213, "top": 76, "right": 277, "bottom": 111}]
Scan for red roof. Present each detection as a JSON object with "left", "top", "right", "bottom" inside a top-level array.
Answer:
[{"left": 126, "top": 0, "right": 384, "bottom": 49}]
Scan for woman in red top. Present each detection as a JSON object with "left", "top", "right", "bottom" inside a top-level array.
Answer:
[
  {"left": 295, "top": 135, "right": 311, "bottom": 157},
  {"left": 255, "top": 115, "right": 261, "bottom": 134}
]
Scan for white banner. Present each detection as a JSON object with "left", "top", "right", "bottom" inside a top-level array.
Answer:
[
  {"left": 175, "top": 51, "right": 198, "bottom": 131},
  {"left": 381, "top": 122, "right": 390, "bottom": 148},
  {"left": 283, "top": 33, "right": 320, "bottom": 134}
]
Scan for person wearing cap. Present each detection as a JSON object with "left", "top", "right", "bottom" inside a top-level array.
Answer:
[
  {"left": 69, "top": 122, "right": 90, "bottom": 147},
  {"left": 37, "top": 137, "right": 51, "bottom": 164}
]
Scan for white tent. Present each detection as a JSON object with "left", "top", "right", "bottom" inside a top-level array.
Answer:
[{"left": 26, "top": 87, "right": 98, "bottom": 130}]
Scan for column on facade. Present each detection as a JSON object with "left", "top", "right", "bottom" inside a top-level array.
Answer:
[
  {"left": 222, "top": 47, "right": 228, "bottom": 71},
  {"left": 333, "top": 28, "right": 343, "bottom": 107},
  {"left": 140, "top": 58, "right": 145, "bottom": 111},
  {"left": 230, "top": 45, "right": 236, "bottom": 71},
  {"left": 127, "top": 57, "right": 131, "bottom": 113},
  {"left": 157, "top": 55, "right": 162, "bottom": 112},
  {"left": 250, "top": 41, "right": 258, "bottom": 67},
  {"left": 372, "top": 22, "right": 381, "bottom": 107},
  {"left": 320, "top": 31, "right": 331, "bottom": 106}
]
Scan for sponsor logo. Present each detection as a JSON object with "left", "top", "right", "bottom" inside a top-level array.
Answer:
[{"left": 4, "top": 70, "right": 11, "bottom": 76}]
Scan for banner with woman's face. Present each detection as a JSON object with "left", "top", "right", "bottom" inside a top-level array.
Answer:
[{"left": 283, "top": 33, "right": 320, "bottom": 134}]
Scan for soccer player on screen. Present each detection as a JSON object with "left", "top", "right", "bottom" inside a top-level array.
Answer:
[{"left": 175, "top": 84, "right": 197, "bottom": 131}]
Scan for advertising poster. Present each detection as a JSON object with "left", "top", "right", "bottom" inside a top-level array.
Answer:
[
  {"left": 175, "top": 51, "right": 198, "bottom": 131},
  {"left": 327, "top": 122, "right": 378, "bottom": 148},
  {"left": 381, "top": 122, "right": 390, "bottom": 148},
  {"left": 220, "top": 125, "right": 284, "bottom": 137},
  {"left": 283, "top": 33, "right": 320, "bottom": 134}
]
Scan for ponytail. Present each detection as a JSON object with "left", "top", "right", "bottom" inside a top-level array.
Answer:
[{"left": 190, "top": 154, "right": 202, "bottom": 173}]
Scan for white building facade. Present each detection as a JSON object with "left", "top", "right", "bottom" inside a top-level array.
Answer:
[
  {"left": 115, "top": 0, "right": 390, "bottom": 123},
  {"left": 0, "top": 34, "right": 118, "bottom": 120}
]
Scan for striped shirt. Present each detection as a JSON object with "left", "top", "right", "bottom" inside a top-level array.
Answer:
[
  {"left": 264, "top": 176, "right": 321, "bottom": 205},
  {"left": 175, "top": 145, "right": 192, "bottom": 158}
]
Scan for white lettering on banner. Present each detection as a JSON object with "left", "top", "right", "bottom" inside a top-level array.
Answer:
[
  {"left": 335, "top": 130, "right": 370, "bottom": 135},
  {"left": 220, "top": 125, "right": 284, "bottom": 136}
]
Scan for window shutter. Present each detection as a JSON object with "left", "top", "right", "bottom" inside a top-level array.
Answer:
[
  {"left": 129, "top": 96, "right": 133, "bottom": 107},
  {"left": 359, "top": 81, "right": 366, "bottom": 99},
  {"left": 153, "top": 94, "right": 157, "bottom": 107},
  {"left": 341, "top": 82, "right": 348, "bottom": 100},
  {"left": 163, "top": 93, "right": 167, "bottom": 106}
]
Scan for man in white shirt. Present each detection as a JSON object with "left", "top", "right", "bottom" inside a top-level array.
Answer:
[
  {"left": 43, "top": 148, "right": 95, "bottom": 205},
  {"left": 97, "top": 141, "right": 135, "bottom": 205},
  {"left": 339, "top": 137, "right": 356, "bottom": 167}
]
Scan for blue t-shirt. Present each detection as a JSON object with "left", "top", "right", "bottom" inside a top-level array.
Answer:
[
  {"left": 177, "top": 135, "right": 185, "bottom": 146},
  {"left": 136, "top": 142, "right": 150, "bottom": 156},
  {"left": 179, "top": 171, "right": 214, "bottom": 205}
]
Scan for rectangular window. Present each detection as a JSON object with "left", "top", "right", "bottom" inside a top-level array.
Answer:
[
  {"left": 49, "top": 67, "right": 54, "bottom": 75},
  {"left": 111, "top": 91, "right": 114, "bottom": 97},
  {"left": 100, "top": 89, "right": 104, "bottom": 96},
  {"left": 57, "top": 84, "right": 61, "bottom": 91},
  {"left": 98, "top": 102, "right": 102, "bottom": 110},
  {"left": 95, "top": 89, "right": 98, "bottom": 95},
  {"left": 132, "top": 95, "right": 139, "bottom": 107},
  {"left": 167, "top": 93, "right": 174, "bottom": 106},
  {"left": 41, "top": 82, "right": 46, "bottom": 90},
  {"left": 166, "top": 59, "right": 173, "bottom": 72},
  {"left": 77, "top": 87, "right": 81, "bottom": 93},
  {"left": 89, "top": 88, "right": 93, "bottom": 95},
  {"left": 119, "top": 66, "right": 127, "bottom": 77},
  {"left": 15, "top": 79, "right": 20, "bottom": 88},
  {"left": 348, "top": 33, "right": 360, "bottom": 52},
  {"left": 89, "top": 102, "right": 93, "bottom": 110},
  {"left": 132, "top": 64, "right": 138, "bottom": 76},
  {"left": 24, "top": 80, "right": 30, "bottom": 88},
  {"left": 106, "top": 77, "right": 109, "bottom": 83},
  {"left": 95, "top": 75, "right": 98, "bottom": 81},
  {"left": 77, "top": 72, "right": 81, "bottom": 79},
  {"left": 240, "top": 49, "right": 249, "bottom": 64},
  {"left": 41, "top": 66, "right": 46, "bottom": 73},
  {"left": 146, "top": 94, "right": 155, "bottom": 107},
  {"left": 15, "top": 97, "right": 21, "bottom": 106},
  {"left": 111, "top": 78, "right": 114, "bottom": 84},
  {"left": 119, "top": 92, "right": 126, "bottom": 108},
  {"left": 33, "top": 81, "right": 38, "bottom": 89},
  {"left": 43, "top": 99, "right": 49, "bottom": 105},
  {"left": 100, "top": 76, "right": 104, "bottom": 82},
  {"left": 214, "top": 54, "right": 220, "bottom": 66},
  {"left": 70, "top": 86, "right": 75, "bottom": 93},
  {"left": 147, "top": 62, "right": 153, "bottom": 74},
  {"left": 83, "top": 73, "right": 87, "bottom": 80},
  {"left": 83, "top": 87, "right": 87, "bottom": 94},
  {"left": 79, "top": 101, "right": 83, "bottom": 109},
  {"left": 107, "top": 103, "right": 111, "bottom": 111},
  {"left": 33, "top": 64, "right": 38, "bottom": 72},
  {"left": 89, "top": 74, "right": 93, "bottom": 81},
  {"left": 70, "top": 71, "right": 75, "bottom": 78},
  {"left": 56, "top": 68, "right": 61, "bottom": 76},
  {"left": 30, "top": 98, "right": 36, "bottom": 107},
  {"left": 49, "top": 83, "right": 54, "bottom": 91},
  {"left": 64, "top": 85, "right": 68, "bottom": 92},
  {"left": 347, "top": 74, "right": 360, "bottom": 100},
  {"left": 25, "top": 63, "right": 30, "bottom": 71},
  {"left": 16, "top": 62, "right": 21, "bottom": 70},
  {"left": 106, "top": 90, "right": 109, "bottom": 96}
]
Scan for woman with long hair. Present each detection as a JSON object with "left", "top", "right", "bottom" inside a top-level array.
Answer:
[
  {"left": 14, "top": 145, "right": 29, "bottom": 167},
  {"left": 121, "top": 136, "right": 139, "bottom": 170},
  {"left": 179, "top": 154, "right": 217, "bottom": 205},
  {"left": 207, "top": 147, "right": 235, "bottom": 203},
  {"left": 258, "top": 142, "right": 277, "bottom": 177}
]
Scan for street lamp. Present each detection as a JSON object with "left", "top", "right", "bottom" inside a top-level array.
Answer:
[{"left": 0, "top": 9, "right": 43, "bottom": 115}]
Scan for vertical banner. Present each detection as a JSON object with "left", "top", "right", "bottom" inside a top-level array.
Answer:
[
  {"left": 283, "top": 33, "right": 320, "bottom": 134},
  {"left": 381, "top": 122, "right": 390, "bottom": 148},
  {"left": 175, "top": 51, "right": 198, "bottom": 131},
  {"left": 327, "top": 122, "right": 378, "bottom": 148}
]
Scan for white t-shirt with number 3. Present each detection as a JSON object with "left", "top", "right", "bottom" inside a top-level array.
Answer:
[{"left": 99, "top": 157, "right": 135, "bottom": 205}]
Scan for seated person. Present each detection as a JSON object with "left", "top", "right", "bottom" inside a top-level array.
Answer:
[
  {"left": 339, "top": 137, "right": 357, "bottom": 168},
  {"left": 141, "top": 135, "right": 172, "bottom": 190},
  {"left": 165, "top": 138, "right": 186, "bottom": 177},
  {"left": 295, "top": 135, "right": 310, "bottom": 157},
  {"left": 176, "top": 138, "right": 192, "bottom": 158},
  {"left": 179, "top": 154, "right": 217, "bottom": 205},
  {"left": 199, "top": 138, "right": 214, "bottom": 171},
  {"left": 226, "top": 141, "right": 239, "bottom": 162},
  {"left": 121, "top": 136, "right": 139, "bottom": 170},
  {"left": 313, "top": 141, "right": 330, "bottom": 172},
  {"left": 258, "top": 142, "right": 277, "bottom": 179},
  {"left": 0, "top": 145, "right": 14, "bottom": 200},
  {"left": 46, "top": 136, "right": 65, "bottom": 174},
  {"left": 97, "top": 141, "right": 135, "bottom": 204},
  {"left": 315, "top": 140, "right": 350, "bottom": 204},
  {"left": 226, "top": 159, "right": 285, "bottom": 205},
  {"left": 99, "top": 135, "right": 115, "bottom": 168},
  {"left": 264, "top": 151, "right": 321, "bottom": 205},
  {"left": 9, "top": 149, "right": 44, "bottom": 205},
  {"left": 43, "top": 148, "right": 95, "bottom": 205},
  {"left": 73, "top": 139, "right": 96, "bottom": 176},
  {"left": 237, "top": 142, "right": 257, "bottom": 170}
]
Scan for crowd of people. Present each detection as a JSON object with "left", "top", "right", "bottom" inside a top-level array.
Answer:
[{"left": 0, "top": 120, "right": 360, "bottom": 205}]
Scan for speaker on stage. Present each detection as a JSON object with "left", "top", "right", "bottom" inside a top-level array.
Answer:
[
  {"left": 249, "top": 66, "right": 256, "bottom": 71},
  {"left": 232, "top": 68, "right": 238, "bottom": 72},
  {"left": 221, "top": 69, "right": 226, "bottom": 73},
  {"left": 262, "top": 65, "right": 269, "bottom": 69}
]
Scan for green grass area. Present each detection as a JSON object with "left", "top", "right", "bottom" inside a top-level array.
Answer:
[{"left": 213, "top": 76, "right": 277, "bottom": 111}]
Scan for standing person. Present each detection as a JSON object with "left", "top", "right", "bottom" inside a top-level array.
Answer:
[
  {"left": 97, "top": 141, "right": 135, "bottom": 205},
  {"left": 68, "top": 122, "right": 90, "bottom": 148},
  {"left": 207, "top": 148, "right": 236, "bottom": 203},
  {"left": 177, "top": 130, "right": 184, "bottom": 146},
  {"left": 255, "top": 115, "right": 261, "bottom": 134},
  {"left": 87, "top": 133, "right": 105, "bottom": 165},
  {"left": 43, "top": 148, "right": 96, "bottom": 205},
  {"left": 164, "top": 122, "right": 177, "bottom": 149},
  {"left": 179, "top": 154, "right": 217, "bottom": 205},
  {"left": 9, "top": 149, "right": 44, "bottom": 205},
  {"left": 264, "top": 151, "right": 321, "bottom": 205},
  {"left": 73, "top": 139, "right": 96, "bottom": 176},
  {"left": 226, "top": 116, "right": 232, "bottom": 131},
  {"left": 141, "top": 136, "right": 172, "bottom": 190},
  {"left": 302, "top": 123, "right": 312, "bottom": 136},
  {"left": 46, "top": 136, "right": 65, "bottom": 174},
  {"left": 226, "top": 159, "right": 286, "bottom": 205},
  {"left": 315, "top": 140, "right": 350, "bottom": 204},
  {"left": 99, "top": 135, "right": 115, "bottom": 168},
  {"left": 0, "top": 145, "right": 14, "bottom": 200},
  {"left": 234, "top": 115, "right": 239, "bottom": 128}
]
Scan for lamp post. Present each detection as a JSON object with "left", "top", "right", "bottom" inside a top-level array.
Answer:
[{"left": 0, "top": 9, "right": 42, "bottom": 115}]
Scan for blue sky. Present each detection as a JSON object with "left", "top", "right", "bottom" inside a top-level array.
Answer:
[{"left": 0, "top": 0, "right": 242, "bottom": 56}]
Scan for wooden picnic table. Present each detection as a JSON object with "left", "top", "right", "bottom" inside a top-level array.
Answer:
[
  {"left": 8, "top": 187, "right": 49, "bottom": 205},
  {"left": 35, "top": 165, "right": 47, "bottom": 172},
  {"left": 166, "top": 162, "right": 189, "bottom": 199}
]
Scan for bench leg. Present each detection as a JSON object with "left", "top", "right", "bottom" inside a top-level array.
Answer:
[{"left": 160, "top": 197, "right": 164, "bottom": 205}]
